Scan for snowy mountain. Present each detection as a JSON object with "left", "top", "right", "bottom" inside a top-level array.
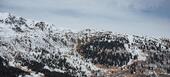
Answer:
[{"left": 0, "top": 13, "right": 170, "bottom": 77}]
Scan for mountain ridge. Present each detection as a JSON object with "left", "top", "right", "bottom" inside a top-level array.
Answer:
[{"left": 0, "top": 12, "right": 170, "bottom": 77}]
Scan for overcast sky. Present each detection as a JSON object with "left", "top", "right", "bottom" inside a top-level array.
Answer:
[{"left": 0, "top": 0, "right": 170, "bottom": 38}]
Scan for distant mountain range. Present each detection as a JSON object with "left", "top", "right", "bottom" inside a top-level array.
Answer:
[{"left": 0, "top": 13, "right": 170, "bottom": 77}]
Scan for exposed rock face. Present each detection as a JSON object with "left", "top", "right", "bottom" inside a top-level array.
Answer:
[
  {"left": 0, "top": 56, "right": 30, "bottom": 77},
  {"left": 0, "top": 13, "right": 170, "bottom": 77},
  {"left": 77, "top": 32, "right": 132, "bottom": 67}
]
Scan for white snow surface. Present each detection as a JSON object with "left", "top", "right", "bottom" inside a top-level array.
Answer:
[{"left": 0, "top": 12, "right": 100, "bottom": 76}]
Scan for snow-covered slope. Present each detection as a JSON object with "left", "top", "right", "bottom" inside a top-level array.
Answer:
[
  {"left": 0, "top": 13, "right": 100, "bottom": 77},
  {"left": 0, "top": 13, "right": 170, "bottom": 77}
]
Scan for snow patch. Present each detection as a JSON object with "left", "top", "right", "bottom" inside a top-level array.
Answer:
[{"left": 19, "top": 72, "right": 44, "bottom": 77}]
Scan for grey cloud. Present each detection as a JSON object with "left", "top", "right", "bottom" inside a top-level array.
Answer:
[{"left": 0, "top": 0, "right": 170, "bottom": 38}]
